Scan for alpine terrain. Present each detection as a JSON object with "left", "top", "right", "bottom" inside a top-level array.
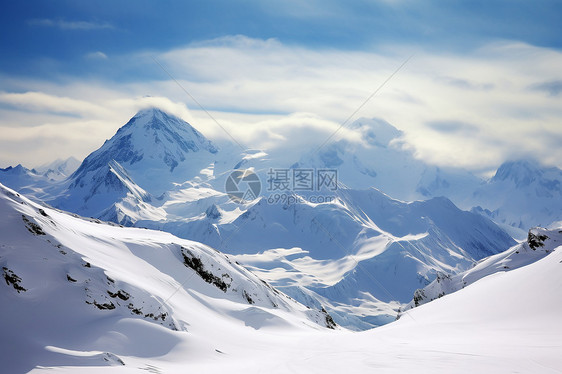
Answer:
[{"left": 0, "top": 108, "right": 528, "bottom": 329}]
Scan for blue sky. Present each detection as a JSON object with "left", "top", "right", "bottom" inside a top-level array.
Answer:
[
  {"left": 1, "top": 0, "right": 561, "bottom": 172},
  {"left": 2, "top": 0, "right": 561, "bottom": 76}
]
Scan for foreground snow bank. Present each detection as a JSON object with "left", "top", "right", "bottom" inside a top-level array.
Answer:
[
  {"left": 1, "top": 182, "right": 560, "bottom": 373},
  {"left": 0, "top": 183, "right": 334, "bottom": 373}
]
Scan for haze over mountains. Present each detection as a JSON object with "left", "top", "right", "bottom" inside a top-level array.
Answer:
[{"left": 1, "top": 107, "right": 560, "bottom": 330}]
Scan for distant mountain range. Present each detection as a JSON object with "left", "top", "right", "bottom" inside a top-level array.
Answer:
[{"left": 1, "top": 107, "right": 560, "bottom": 329}]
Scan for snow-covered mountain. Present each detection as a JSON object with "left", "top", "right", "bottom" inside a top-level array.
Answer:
[
  {"left": 470, "top": 159, "right": 562, "bottom": 237},
  {"left": 402, "top": 225, "right": 561, "bottom": 311},
  {"left": 202, "top": 188, "right": 515, "bottom": 328},
  {"left": 2, "top": 105, "right": 562, "bottom": 371},
  {"left": 0, "top": 108, "right": 529, "bottom": 330},
  {"left": 35, "top": 157, "right": 81, "bottom": 181},
  {"left": 294, "top": 118, "right": 483, "bottom": 202},
  {"left": 70, "top": 108, "right": 219, "bottom": 194},
  {"left": 0, "top": 164, "right": 57, "bottom": 201},
  {"left": 2, "top": 110, "right": 558, "bottom": 236},
  {"left": 0, "top": 182, "right": 336, "bottom": 372},
  {"left": 55, "top": 159, "right": 166, "bottom": 224},
  {"left": 145, "top": 184, "right": 514, "bottom": 328},
  {"left": 0, "top": 164, "right": 43, "bottom": 189},
  {"left": 0, "top": 158, "right": 81, "bottom": 195},
  {"left": 48, "top": 108, "right": 228, "bottom": 221},
  {"left": 294, "top": 120, "right": 562, "bottom": 234}
]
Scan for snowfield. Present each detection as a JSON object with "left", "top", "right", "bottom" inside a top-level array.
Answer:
[
  {"left": 1, "top": 182, "right": 561, "bottom": 373},
  {"left": 403, "top": 226, "right": 562, "bottom": 310},
  {"left": 0, "top": 183, "right": 334, "bottom": 373}
]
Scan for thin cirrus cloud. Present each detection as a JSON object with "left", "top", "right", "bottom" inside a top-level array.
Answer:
[
  {"left": 27, "top": 18, "right": 114, "bottom": 31},
  {"left": 85, "top": 51, "right": 108, "bottom": 60}
]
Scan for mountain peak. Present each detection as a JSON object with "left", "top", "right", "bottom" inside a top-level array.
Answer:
[
  {"left": 491, "top": 159, "right": 543, "bottom": 186},
  {"left": 1, "top": 164, "right": 25, "bottom": 173},
  {"left": 73, "top": 108, "right": 218, "bottom": 184},
  {"left": 136, "top": 106, "right": 166, "bottom": 116},
  {"left": 120, "top": 107, "right": 216, "bottom": 149},
  {"left": 350, "top": 117, "right": 403, "bottom": 147},
  {"left": 129, "top": 107, "right": 179, "bottom": 125}
]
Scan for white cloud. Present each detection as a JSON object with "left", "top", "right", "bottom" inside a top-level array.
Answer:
[
  {"left": 190, "top": 111, "right": 361, "bottom": 155},
  {"left": 1, "top": 36, "right": 561, "bottom": 173},
  {"left": 0, "top": 91, "right": 110, "bottom": 117},
  {"left": 85, "top": 51, "right": 108, "bottom": 60},
  {"left": 153, "top": 36, "right": 562, "bottom": 171}
]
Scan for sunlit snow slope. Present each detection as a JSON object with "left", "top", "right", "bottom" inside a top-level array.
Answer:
[
  {"left": 1, "top": 183, "right": 559, "bottom": 373},
  {"left": 403, "top": 225, "right": 562, "bottom": 310},
  {"left": 0, "top": 183, "right": 335, "bottom": 373}
]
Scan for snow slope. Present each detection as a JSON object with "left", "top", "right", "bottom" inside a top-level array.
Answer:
[
  {"left": 162, "top": 187, "right": 515, "bottom": 329},
  {"left": 2, "top": 183, "right": 559, "bottom": 373},
  {"left": 193, "top": 242, "right": 562, "bottom": 373},
  {"left": 402, "top": 225, "right": 562, "bottom": 310},
  {"left": 0, "top": 183, "right": 335, "bottom": 373}
]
